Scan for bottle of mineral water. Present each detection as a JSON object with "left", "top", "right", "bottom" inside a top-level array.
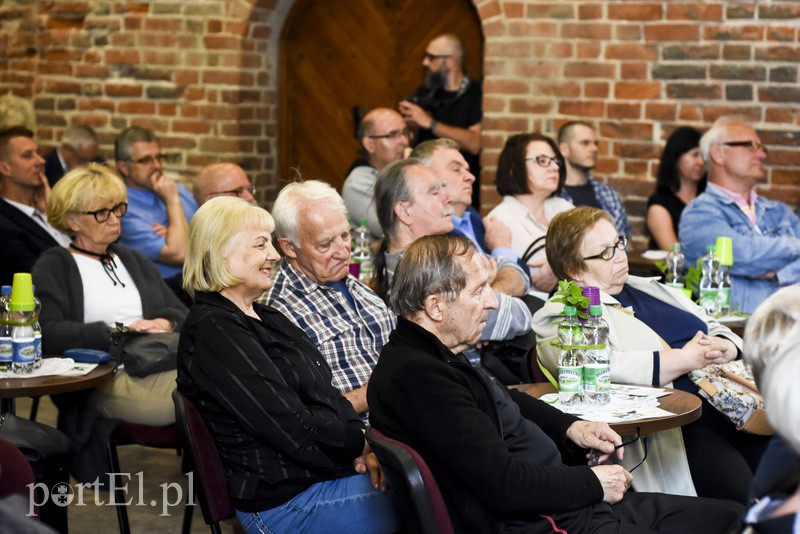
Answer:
[
  {"left": 32, "top": 285, "right": 42, "bottom": 369},
  {"left": 698, "top": 245, "right": 719, "bottom": 316},
  {"left": 716, "top": 260, "right": 732, "bottom": 316},
  {"left": 351, "top": 218, "right": 373, "bottom": 283},
  {"left": 664, "top": 242, "right": 685, "bottom": 289},
  {"left": 583, "top": 305, "right": 611, "bottom": 405},
  {"left": 557, "top": 306, "right": 584, "bottom": 405},
  {"left": 0, "top": 286, "right": 12, "bottom": 372}
]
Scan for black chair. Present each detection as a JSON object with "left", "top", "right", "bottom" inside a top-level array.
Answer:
[
  {"left": 366, "top": 427, "right": 453, "bottom": 534},
  {"left": 106, "top": 419, "right": 192, "bottom": 534},
  {"left": 172, "top": 389, "right": 236, "bottom": 534}
]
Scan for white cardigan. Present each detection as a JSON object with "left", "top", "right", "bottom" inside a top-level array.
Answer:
[{"left": 531, "top": 275, "right": 743, "bottom": 496}]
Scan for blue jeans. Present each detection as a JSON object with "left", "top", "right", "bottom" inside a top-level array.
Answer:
[{"left": 236, "top": 474, "right": 399, "bottom": 534}]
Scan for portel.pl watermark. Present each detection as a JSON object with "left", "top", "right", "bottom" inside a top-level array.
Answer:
[{"left": 27, "top": 471, "right": 194, "bottom": 517}]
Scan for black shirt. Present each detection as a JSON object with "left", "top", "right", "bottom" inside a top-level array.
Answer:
[{"left": 647, "top": 190, "right": 686, "bottom": 249}]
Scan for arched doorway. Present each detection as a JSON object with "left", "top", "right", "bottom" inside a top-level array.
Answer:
[{"left": 278, "top": 0, "right": 483, "bottom": 192}]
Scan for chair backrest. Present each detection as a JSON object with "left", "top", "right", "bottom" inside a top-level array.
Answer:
[
  {"left": 172, "top": 389, "right": 235, "bottom": 528},
  {"left": 0, "top": 438, "right": 36, "bottom": 516},
  {"left": 366, "top": 427, "right": 453, "bottom": 534}
]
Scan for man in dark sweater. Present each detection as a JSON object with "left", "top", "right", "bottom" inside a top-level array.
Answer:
[{"left": 367, "top": 234, "right": 743, "bottom": 533}]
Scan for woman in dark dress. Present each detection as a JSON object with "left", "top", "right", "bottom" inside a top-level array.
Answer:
[{"left": 647, "top": 126, "right": 707, "bottom": 250}]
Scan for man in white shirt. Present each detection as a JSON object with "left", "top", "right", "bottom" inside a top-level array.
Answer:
[{"left": 0, "top": 126, "right": 70, "bottom": 285}]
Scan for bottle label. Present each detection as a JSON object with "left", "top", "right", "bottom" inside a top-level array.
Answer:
[
  {"left": 12, "top": 337, "right": 35, "bottom": 364},
  {"left": 34, "top": 332, "right": 42, "bottom": 359},
  {"left": 716, "top": 288, "right": 730, "bottom": 307},
  {"left": 584, "top": 363, "right": 611, "bottom": 392},
  {"left": 558, "top": 365, "right": 582, "bottom": 393},
  {"left": 666, "top": 282, "right": 684, "bottom": 290},
  {"left": 0, "top": 337, "right": 12, "bottom": 363}
]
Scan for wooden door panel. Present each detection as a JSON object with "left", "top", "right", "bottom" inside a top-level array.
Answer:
[{"left": 280, "top": 0, "right": 483, "bottom": 193}]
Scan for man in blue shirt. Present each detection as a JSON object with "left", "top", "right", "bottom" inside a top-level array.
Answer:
[
  {"left": 115, "top": 126, "right": 197, "bottom": 280},
  {"left": 411, "top": 138, "right": 530, "bottom": 298},
  {"left": 680, "top": 116, "right": 800, "bottom": 314},
  {"left": 558, "top": 121, "right": 631, "bottom": 237}
]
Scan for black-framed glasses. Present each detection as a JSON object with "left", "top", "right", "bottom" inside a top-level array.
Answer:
[
  {"left": 82, "top": 202, "right": 127, "bottom": 223},
  {"left": 423, "top": 52, "right": 451, "bottom": 61},
  {"left": 525, "top": 154, "right": 561, "bottom": 168},
  {"left": 721, "top": 140, "right": 768, "bottom": 154},
  {"left": 583, "top": 236, "right": 628, "bottom": 261},
  {"left": 208, "top": 185, "right": 257, "bottom": 199},
  {"left": 129, "top": 153, "right": 165, "bottom": 166},
  {"left": 368, "top": 128, "right": 410, "bottom": 140},
  {"left": 589, "top": 426, "right": 648, "bottom": 472}
]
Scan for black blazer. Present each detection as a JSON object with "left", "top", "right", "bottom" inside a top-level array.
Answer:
[
  {"left": 43, "top": 149, "right": 66, "bottom": 187},
  {"left": 0, "top": 198, "right": 60, "bottom": 285}
]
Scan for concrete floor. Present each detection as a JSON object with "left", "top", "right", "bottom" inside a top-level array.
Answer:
[{"left": 15, "top": 395, "right": 241, "bottom": 534}]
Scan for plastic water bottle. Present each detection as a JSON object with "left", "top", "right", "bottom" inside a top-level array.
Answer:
[
  {"left": 664, "top": 242, "right": 685, "bottom": 289},
  {"left": 699, "top": 245, "right": 719, "bottom": 316},
  {"left": 351, "top": 218, "right": 373, "bottom": 283},
  {"left": 0, "top": 286, "right": 12, "bottom": 372},
  {"left": 557, "top": 306, "right": 584, "bottom": 405},
  {"left": 583, "top": 305, "right": 611, "bottom": 405},
  {"left": 32, "top": 285, "right": 42, "bottom": 369},
  {"left": 10, "top": 273, "right": 36, "bottom": 374},
  {"left": 716, "top": 260, "right": 732, "bottom": 316}
]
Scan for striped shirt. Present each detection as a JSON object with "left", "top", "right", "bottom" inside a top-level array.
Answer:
[{"left": 265, "top": 260, "right": 395, "bottom": 394}]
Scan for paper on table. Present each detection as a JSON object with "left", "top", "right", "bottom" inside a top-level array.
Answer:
[
  {"left": 0, "top": 358, "right": 98, "bottom": 379},
  {"left": 540, "top": 385, "right": 673, "bottom": 423},
  {"left": 641, "top": 250, "right": 668, "bottom": 260}
]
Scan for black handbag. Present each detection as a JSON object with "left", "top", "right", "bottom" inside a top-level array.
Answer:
[{"left": 109, "top": 323, "right": 179, "bottom": 378}]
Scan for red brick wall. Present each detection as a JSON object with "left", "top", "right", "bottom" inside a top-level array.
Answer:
[{"left": 2, "top": 0, "right": 798, "bottom": 245}]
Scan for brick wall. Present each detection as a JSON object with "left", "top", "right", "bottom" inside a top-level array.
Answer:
[{"left": 1, "top": 0, "right": 798, "bottom": 245}]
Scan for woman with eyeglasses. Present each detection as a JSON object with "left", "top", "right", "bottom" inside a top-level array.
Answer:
[
  {"left": 532, "top": 206, "right": 769, "bottom": 504},
  {"left": 487, "top": 133, "right": 573, "bottom": 300},
  {"left": 32, "top": 163, "right": 187, "bottom": 481}
]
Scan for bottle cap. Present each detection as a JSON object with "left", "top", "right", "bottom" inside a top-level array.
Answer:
[
  {"left": 581, "top": 286, "right": 601, "bottom": 306},
  {"left": 1, "top": 285, "right": 11, "bottom": 296},
  {"left": 358, "top": 218, "right": 368, "bottom": 225},
  {"left": 589, "top": 305, "right": 603, "bottom": 316},
  {"left": 9, "top": 273, "right": 35, "bottom": 312},
  {"left": 715, "top": 236, "right": 733, "bottom": 266},
  {"left": 563, "top": 306, "right": 577, "bottom": 316}
]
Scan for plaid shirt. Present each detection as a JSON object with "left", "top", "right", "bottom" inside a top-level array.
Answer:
[
  {"left": 560, "top": 175, "right": 631, "bottom": 236},
  {"left": 265, "top": 260, "right": 395, "bottom": 394}
]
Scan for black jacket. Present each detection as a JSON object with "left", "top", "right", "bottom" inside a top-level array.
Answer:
[
  {"left": 177, "top": 292, "right": 366, "bottom": 512},
  {"left": 368, "top": 318, "right": 603, "bottom": 533},
  {"left": 0, "top": 198, "right": 60, "bottom": 286}
]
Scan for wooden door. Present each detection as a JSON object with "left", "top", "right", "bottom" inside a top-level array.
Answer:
[{"left": 279, "top": 0, "right": 483, "bottom": 193}]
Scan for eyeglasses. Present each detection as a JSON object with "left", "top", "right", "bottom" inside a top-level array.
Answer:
[
  {"left": 82, "top": 202, "right": 128, "bottom": 222},
  {"left": 368, "top": 128, "right": 410, "bottom": 140},
  {"left": 721, "top": 140, "right": 768, "bottom": 154},
  {"left": 525, "top": 154, "right": 561, "bottom": 168},
  {"left": 207, "top": 185, "right": 257, "bottom": 199},
  {"left": 129, "top": 154, "right": 166, "bottom": 166},
  {"left": 583, "top": 236, "right": 628, "bottom": 261},
  {"left": 423, "top": 52, "right": 451, "bottom": 61},
  {"left": 589, "top": 426, "right": 648, "bottom": 473}
]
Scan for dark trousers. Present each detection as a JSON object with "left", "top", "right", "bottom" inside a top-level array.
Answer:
[{"left": 503, "top": 493, "right": 743, "bottom": 534}]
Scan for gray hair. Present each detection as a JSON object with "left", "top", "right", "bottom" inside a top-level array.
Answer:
[
  {"left": 390, "top": 235, "right": 476, "bottom": 318},
  {"left": 373, "top": 158, "right": 422, "bottom": 238},
  {"left": 699, "top": 115, "right": 748, "bottom": 165},
  {"left": 114, "top": 126, "right": 158, "bottom": 162},
  {"left": 410, "top": 138, "right": 458, "bottom": 166},
  {"left": 271, "top": 179, "right": 346, "bottom": 245},
  {"left": 62, "top": 124, "right": 99, "bottom": 150},
  {"left": 743, "top": 286, "right": 800, "bottom": 454}
]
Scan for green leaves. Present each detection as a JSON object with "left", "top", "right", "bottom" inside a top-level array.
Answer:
[{"left": 552, "top": 280, "right": 590, "bottom": 318}]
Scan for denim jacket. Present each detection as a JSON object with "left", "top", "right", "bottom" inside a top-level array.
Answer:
[{"left": 679, "top": 183, "right": 800, "bottom": 314}]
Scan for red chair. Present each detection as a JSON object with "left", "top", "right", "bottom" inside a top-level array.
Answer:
[
  {"left": 0, "top": 438, "right": 37, "bottom": 516},
  {"left": 106, "top": 419, "right": 193, "bottom": 534},
  {"left": 366, "top": 427, "right": 453, "bottom": 534},
  {"left": 172, "top": 389, "right": 235, "bottom": 534}
]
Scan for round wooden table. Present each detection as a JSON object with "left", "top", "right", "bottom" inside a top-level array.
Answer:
[
  {"left": 0, "top": 361, "right": 116, "bottom": 415},
  {"left": 512, "top": 383, "right": 702, "bottom": 436}
]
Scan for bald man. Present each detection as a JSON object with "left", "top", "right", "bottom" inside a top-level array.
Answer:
[
  {"left": 193, "top": 162, "right": 256, "bottom": 206},
  {"left": 400, "top": 33, "right": 483, "bottom": 208},
  {"left": 342, "top": 107, "right": 409, "bottom": 240}
]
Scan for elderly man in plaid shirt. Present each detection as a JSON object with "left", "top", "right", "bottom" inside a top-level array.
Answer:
[{"left": 266, "top": 180, "right": 394, "bottom": 414}]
